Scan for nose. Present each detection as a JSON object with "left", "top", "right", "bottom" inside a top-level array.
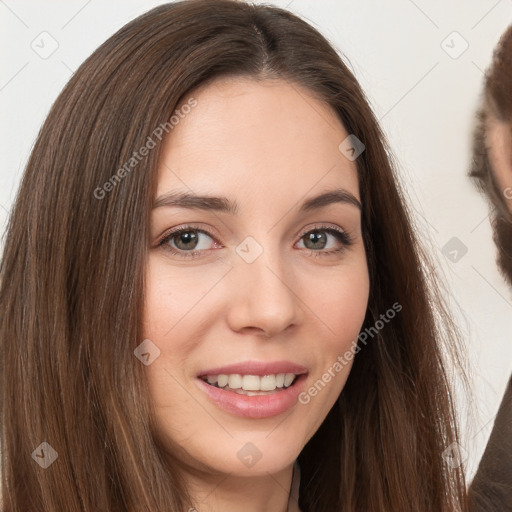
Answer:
[{"left": 225, "top": 244, "right": 304, "bottom": 338}]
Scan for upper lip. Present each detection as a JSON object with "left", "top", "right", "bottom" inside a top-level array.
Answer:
[{"left": 197, "top": 360, "right": 309, "bottom": 378}]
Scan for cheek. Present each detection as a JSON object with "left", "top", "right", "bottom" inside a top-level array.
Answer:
[
  {"left": 142, "top": 257, "right": 172, "bottom": 337},
  {"left": 486, "top": 119, "right": 512, "bottom": 209},
  {"left": 327, "top": 274, "right": 368, "bottom": 327},
  {"left": 141, "top": 254, "right": 227, "bottom": 337},
  {"left": 140, "top": 259, "right": 190, "bottom": 413},
  {"left": 309, "top": 261, "right": 370, "bottom": 347},
  {"left": 298, "top": 260, "right": 369, "bottom": 409}
]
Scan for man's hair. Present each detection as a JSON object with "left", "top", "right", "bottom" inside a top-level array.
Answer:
[{"left": 469, "top": 25, "right": 512, "bottom": 286}]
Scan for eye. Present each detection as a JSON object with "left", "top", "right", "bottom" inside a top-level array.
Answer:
[
  {"left": 156, "top": 223, "right": 354, "bottom": 259},
  {"left": 296, "top": 224, "right": 354, "bottom": 257},
  {"left": 157, "top": 225, "right": 218, "bottom": 259}
]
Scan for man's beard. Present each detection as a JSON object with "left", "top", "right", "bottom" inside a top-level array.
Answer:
[{"left": 492, "top": 214, "right": 512, "bottom": 288}]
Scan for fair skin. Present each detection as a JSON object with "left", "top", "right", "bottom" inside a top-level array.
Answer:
[
  {"left": 142, "top": 77, "right": 370, "bottom": 512},
  {"left": 486, "top": 113, "right": 512, "bottom": 212}
]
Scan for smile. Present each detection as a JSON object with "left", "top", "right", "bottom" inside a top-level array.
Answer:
[
  {"left": 200, "top": 373, "right": 299, "bottom": 394},
  {"left": 196, "top": 373, "right": 308, "bottom": 419}
]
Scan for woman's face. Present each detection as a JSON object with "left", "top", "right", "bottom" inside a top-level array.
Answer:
[{"left": 142, "top": 77, "right": 369, "bottom": 478}]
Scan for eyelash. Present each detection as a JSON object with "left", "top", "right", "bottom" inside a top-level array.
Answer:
[{"left": 156, "top": 223, "right": 354, "bottom": 260}]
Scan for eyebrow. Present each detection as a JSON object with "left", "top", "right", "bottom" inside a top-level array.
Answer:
[{"left": 152, "top": 188, "right": 362, "bottom": 213}]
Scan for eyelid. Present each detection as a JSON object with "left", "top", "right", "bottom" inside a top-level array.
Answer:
[
  {"left": 155, "top": 222, "right": 354, "bottom": 259},
  {"left": 155, "top": 222, "right": 220, "bottom": 247},
  {"left": 296, "top": 223, "right": 354, "bottom": 251},
  {"left": 295, "top": 222, "right": 346, "bottom": 238},
  {"left": 156, "top": 222, "right": 348, "bottom": 246}
]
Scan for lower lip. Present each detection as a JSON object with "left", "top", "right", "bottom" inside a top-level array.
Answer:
[{"left": 196, "top": 374, "right": 308, "bottom": 419}]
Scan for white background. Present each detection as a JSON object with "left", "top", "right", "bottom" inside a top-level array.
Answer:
[{"left": 1, "top": 0, "right": 511, "bottom": 481}]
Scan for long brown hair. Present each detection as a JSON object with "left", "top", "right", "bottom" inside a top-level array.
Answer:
[{"left": 0, "top": 1, "right": 469, "bottom": 510}]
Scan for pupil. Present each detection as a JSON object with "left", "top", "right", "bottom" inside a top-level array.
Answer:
[
  {"left": 173, "top": 231, "right": 327, "bottom": 251},
  {"left": 306, "top": 232, "right": 325, "bottom": 249},
  {"left": 176, "top": 231, "right": 197, "bottom": 250}
]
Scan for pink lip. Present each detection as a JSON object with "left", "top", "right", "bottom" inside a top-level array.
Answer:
[
  {"left": 196, "top": 373, "right": 308, "bottom": 419},
  {"left": 197, "top": 360, "right": 308, "bottom": 378}
]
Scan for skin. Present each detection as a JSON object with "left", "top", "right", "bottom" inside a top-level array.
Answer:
[
  {"left": 142, "top": 77, "right": 370, "bottom": 512},
  {"left": 486, "top": 114, "right": 512, "bottom": 212}
]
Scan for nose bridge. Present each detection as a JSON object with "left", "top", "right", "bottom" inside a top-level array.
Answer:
[{"left": 226, "top": 232, "right": 302, "bottom": 336}]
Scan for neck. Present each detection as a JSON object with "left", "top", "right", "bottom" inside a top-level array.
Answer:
[{"left": 182, "top": 462, "right": 296, "bottom": 512}]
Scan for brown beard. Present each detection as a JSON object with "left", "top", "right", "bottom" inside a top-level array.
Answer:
[
  {"left": 469, "top": 25, "right": 512, "bottom": 288},
  {"left": 493, "top": 214, "right": 512, "bottom": 287}
]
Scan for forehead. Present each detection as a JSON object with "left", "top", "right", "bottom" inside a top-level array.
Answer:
[{"left": 157, "top": 77, "right": 359, "bottom": 203}]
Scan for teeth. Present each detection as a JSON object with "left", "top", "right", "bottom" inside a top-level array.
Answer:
[
  {"left": 228, "top": 374, "right": 242, "bottom": 389},
  {"left": 260, "top": 375, "right": 276, "bottom": 391},
  {"left": 242, "top": 375, "right": 260, "bottom": 391},
  {"left": 201, "top": 372, "right": 298, "bottom": 391},
  {"left": 284, "top": 373, "right": 295, "bottom": 387}
]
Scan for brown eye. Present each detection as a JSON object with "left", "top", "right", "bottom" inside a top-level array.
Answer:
[
  {"left": 168, "top": 230, "right": 200, "bottom": 251},
  {"left": 158, "top": 227, "right": 218, "bottom": 259}
]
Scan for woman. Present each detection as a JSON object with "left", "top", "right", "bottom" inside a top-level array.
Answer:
[{"left": 0, "top": 1, "right": 469, "bottom": 510}]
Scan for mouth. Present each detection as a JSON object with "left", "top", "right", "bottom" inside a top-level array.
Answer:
[
  {"left": 196, "top": 372, "right": 309, "bottom": 419},
  {"left": 199, "top": 372, "right": 300, "bottom": 396}
]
